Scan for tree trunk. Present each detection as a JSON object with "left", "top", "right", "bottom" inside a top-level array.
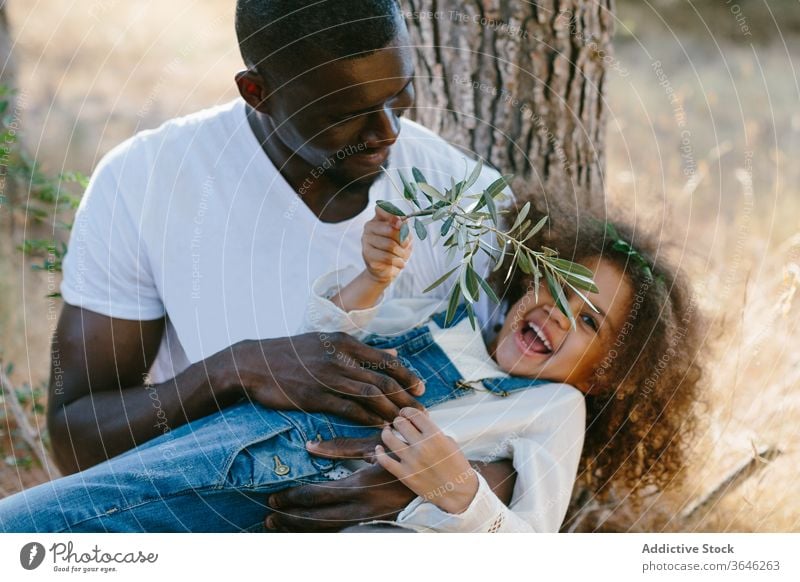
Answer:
[{"left": 404, "top": 0, "right": 614, "bottom": 213}]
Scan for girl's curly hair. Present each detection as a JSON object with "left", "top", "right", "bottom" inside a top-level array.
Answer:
[{"left": 492, "top": 196, "right": 704, "bottom": 524}]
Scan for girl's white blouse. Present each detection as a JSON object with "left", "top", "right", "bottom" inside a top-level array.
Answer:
[{"left": 298, "top": 267, "right": 586, "bottom": 533}]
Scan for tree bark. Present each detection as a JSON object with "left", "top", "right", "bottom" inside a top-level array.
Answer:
[{"left": 404, "top": 0, "right": 614, "bottom": 213}]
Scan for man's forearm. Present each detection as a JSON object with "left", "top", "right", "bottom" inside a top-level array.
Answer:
[
  {"left": 470, "top": 459, "right": 517, "bottom": 506},
  {"left": 50, "top": 356, "right": 242, "bottom": 474}
]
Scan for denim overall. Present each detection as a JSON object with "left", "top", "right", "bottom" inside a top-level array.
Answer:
[{"left": 0, "top": 305, "right": 547, "bottom": 533}]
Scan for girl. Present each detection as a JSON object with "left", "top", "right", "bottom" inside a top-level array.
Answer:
[
  {"left": 0, "top": 202, "right": 701, "bottom": 534},
  {"left": 297, "top": 203, "right": 703, "bottom": 532}
]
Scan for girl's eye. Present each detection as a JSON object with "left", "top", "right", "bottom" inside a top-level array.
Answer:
[{"left": 581, "top": 313, "right": 598, "bottom": 332}]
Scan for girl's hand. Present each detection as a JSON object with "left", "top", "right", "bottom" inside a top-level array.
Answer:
[
  {"left": 374, "top": 407, "right": 479, "bottom": 515},
  {"left": 362, "top": 206, "right": 412, "bottom": 285}
]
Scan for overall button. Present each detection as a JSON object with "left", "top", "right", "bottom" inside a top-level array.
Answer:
[{"left": 272, "top": 455, "right": 291, "bottom": 476}]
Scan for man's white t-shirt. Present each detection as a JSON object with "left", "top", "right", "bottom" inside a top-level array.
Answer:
[{"left": 61, "top": 99, "right": 510, "bottom": 383}]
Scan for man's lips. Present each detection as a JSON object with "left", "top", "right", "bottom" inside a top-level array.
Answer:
[{"left": 349, "top": 147, "right": 390, "bottom": 166}]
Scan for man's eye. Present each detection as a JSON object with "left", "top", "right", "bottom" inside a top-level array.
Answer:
[{"left": 581, "top": 313, "right": 598, "bottom": 332}]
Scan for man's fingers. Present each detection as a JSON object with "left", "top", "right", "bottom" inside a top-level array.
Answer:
[
  {"left": 374, "top": 444, "right": 403, "bottom": 476},
  {"left": 351, "top": 367, "right": 425, "bottom": 416},
  {"left": 353, "top": 344, "right": 426, "bottom": 397},
  {"left": 331, "top": 377, "right": 403, "bottom": 421},
  {"left": 268, "top": 480, "right": 349, "bottom": 511},
  {"left": 266, "top": 504, "right": 362, "bottom": 533},
  {"left": 315, "top": 392, "right": 384, "bottom": 427},
  {"left": 305, "top": 436, "right": 381, "bottom": 460}
]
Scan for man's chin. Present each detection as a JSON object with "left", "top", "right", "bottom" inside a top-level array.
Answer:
[{"left": 336, "top": 153, "right": 393, "bottom": 187}]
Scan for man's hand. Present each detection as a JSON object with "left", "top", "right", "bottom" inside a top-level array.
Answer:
[
  {"left": 214, "top": 332, "right": 425, "bottom": 427},
  {"left": 265, "top": 434, "right": 518, "bottom": 531},
  {"left": 265, "top": 463, "right": 415, "bottom": 532}
]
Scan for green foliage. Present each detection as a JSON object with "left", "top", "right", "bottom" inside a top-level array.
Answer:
[
  {"left": 380, "top": 162, "right": 598, "bottom": 329},
  {"left": 0, "top": 85, "right": 84, "bottom": 277}
]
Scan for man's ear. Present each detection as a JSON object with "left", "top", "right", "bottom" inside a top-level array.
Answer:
[{"left": 235, "top": 69, "right": 271, "bottom": 113}]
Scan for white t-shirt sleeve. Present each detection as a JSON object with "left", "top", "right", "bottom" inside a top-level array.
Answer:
[{"left": 60, "top": 145, "right": 165, "bottom": 320}]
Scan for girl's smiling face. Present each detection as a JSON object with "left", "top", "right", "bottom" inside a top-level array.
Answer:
[{"left": 491, "top": 257, "right": 633, "bottom": 393}]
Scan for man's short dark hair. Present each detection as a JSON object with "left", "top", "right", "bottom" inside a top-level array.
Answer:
[{"left": 235, "top": 0, "right": 404, "bottom": 78}]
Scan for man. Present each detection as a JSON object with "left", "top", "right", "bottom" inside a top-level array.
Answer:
[{"left": 0, "top": 0, "right": 516, "bottom": 532}]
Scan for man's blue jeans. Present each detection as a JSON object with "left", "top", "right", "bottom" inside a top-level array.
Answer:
[{"left": 0, "top": 306, "right": 544, "bottom": 532}]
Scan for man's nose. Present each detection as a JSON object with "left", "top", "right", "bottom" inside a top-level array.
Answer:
[{"left": 362, "top": 106, "right": 401, "bottom": 148}]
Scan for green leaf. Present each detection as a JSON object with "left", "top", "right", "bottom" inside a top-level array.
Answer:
[
  {"left": 511, "top": 201, "right": 531, "bottom": 232},
  {"left": 547, "top": 258, "right": 594, "bottom": 278},
  {"left": 545, "top": 271, "right": 575, "bottom": 328},
  {"left": 465, "top": 302, "right": 477, "bottom": 330},
  {"left": 423, "top": 266, "right": 459, "bottom": 293},
  {"left": 398, "top": 171, "right": 420, "bottom": 207},
  {"left": 440, "top": 215, "right": 454, "bottom": 237},
  {"left": 432, "top": 205, "right": 449, "bottom": 221},
  {"left": 518, "top": 250, "right": 533, "bottom": 274},
  {"left": 376, "top": 200, "right": 406, "bottom": 216},
  {"left": 459, "top": 266, "right": 477, "bottom": 303},
  {"left": 463, "top": 159, "right": 483, "bottom": 191},
  {"left": 505, "top": 246, "right": 521, "bottom": 282},
  {"left": 418, "top": 183, "right": 448, "bottom": 203},
  {"left": 399, "top": 221, "right": 409, "bottom": 243},
  {"left": 475, "top": 271, "right": 500, "bottom": 304},
  {"left": 465, "top": 264, "right": 480, "bottom": 302},
  {"left": 444, "top": 282, "right": 462, "bottom": 326},
  {"left": 483, "top": 187, "right": 498, "bottom": 225},
  {"left": 523, "top": 215, "right": 548, "bottom": 242},
  {"left": 414, "top": 218, "right": 427, "bottom": 240},
  {"left": 412, "top": 167, "right": 428, "bottom": 185},
  {"left": 473, "top": 175, "right": 510, "bottom": 212}
]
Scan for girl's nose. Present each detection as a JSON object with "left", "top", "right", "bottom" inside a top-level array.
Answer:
[{"left": 546, "top": 302, "right": 571, "bottom": 330}]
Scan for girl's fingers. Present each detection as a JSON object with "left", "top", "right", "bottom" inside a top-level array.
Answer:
[
  {"left": 363, "top": 220, "right": 397, "bottom": 238},
  {"left": 374, "top": 206, "right": 402, "bottom": 226},
  {"left": 365, "top": 236, "right": 408, "bottom": 256},
  {"left": 399, "top": 406, "right": 437, "bottom": 434},
  {"left": 391, "top": 414, "right": 423, "bottom": 445},
  {"left": 381, "top": 424, "right": 410, "bottom": 454},
  {"left": 364, "top": 249, "right": 407, "bottom": 270}
]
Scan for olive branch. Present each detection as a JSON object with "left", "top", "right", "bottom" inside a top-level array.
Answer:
[{"left": 377, "top": 161, "right": 599, "bottom": 329}]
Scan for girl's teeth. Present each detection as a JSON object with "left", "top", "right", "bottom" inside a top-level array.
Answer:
[{"left": 530, "top": 323, "right": 553, "bottom": 351}]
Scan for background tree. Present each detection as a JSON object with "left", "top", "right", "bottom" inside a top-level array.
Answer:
[{"left": 405, "top": 0, "right": 614, "bottom": 214}]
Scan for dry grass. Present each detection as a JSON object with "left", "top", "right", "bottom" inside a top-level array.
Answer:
[{"left": 0, "top": 0, "right": 797, "bottom": 530}]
